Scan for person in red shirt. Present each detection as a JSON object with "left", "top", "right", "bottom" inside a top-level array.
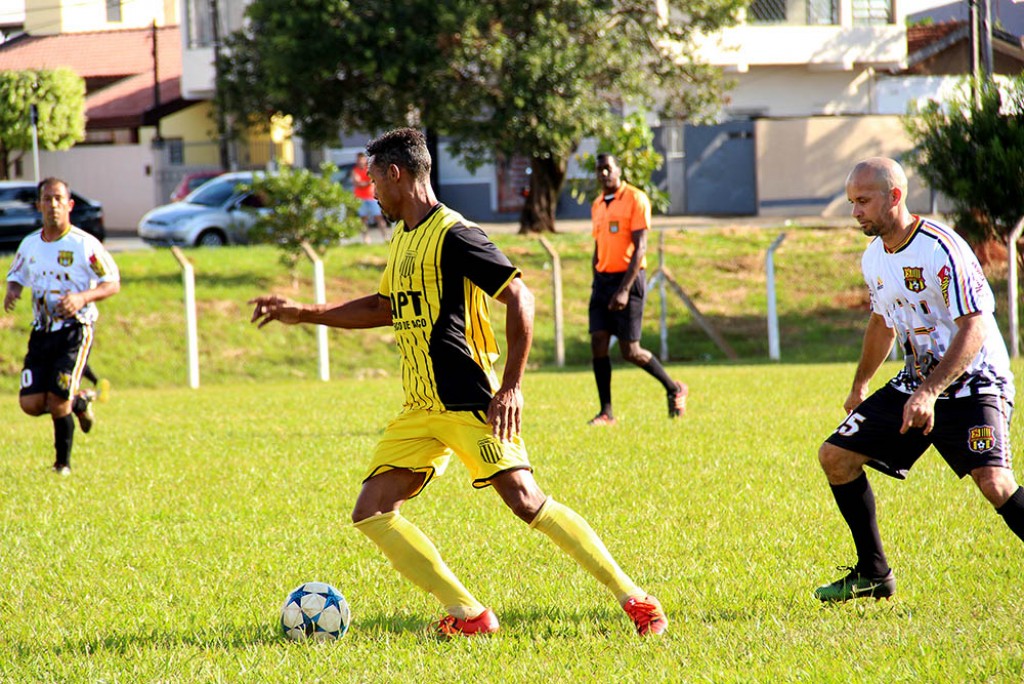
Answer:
[
  {"left": 587, "top": 153, "right": 687, "bottom": 425},
  {"left": 353, "top": 152, "right": 390, "bottom": 243}
]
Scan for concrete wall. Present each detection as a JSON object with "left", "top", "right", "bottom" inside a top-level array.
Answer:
[
  {"left": 755, "top": 115, "right": 942, "bottom": 216},
  {"left": 25, "top": 0, "right": 177, "bottom": 35},
  {"left": 37, "top": 144, "right": 157, "bottom": 230}
]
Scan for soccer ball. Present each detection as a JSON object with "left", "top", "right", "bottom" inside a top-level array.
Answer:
[{"left": 280, "top": 582, "right": 351, "bottom": 641}]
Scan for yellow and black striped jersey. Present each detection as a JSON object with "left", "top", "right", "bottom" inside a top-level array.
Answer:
[{"left": 378, "top": 204, "right": 521, "bottom": 411}]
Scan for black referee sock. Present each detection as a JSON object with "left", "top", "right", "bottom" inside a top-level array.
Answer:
[
  {"left": 996, "top": 487, "right": 1024, "bottom": 543},
  {"left": 830, "top": 472, "right": 889, "bottom": 578},
  {"left": 53, "top": 414, "right": 75, "bottom": 469},
  {"left": 641, "top": 357, "right": 676, "bottom": 394},
  {"left": 592, "top": 356, "right": 613, "bottom": 416}
]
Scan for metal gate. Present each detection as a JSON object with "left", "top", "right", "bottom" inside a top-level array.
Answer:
[{"left": 683, "top": 121, "right": 757, "bottom": 215}]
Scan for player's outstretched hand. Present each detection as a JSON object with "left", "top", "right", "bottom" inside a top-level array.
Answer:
[
  {"left": 488, "top": 386, "right": 523, "bottom": 443},
  {"left": 249, "top": 295, "right": 303, "bottom": 328}
]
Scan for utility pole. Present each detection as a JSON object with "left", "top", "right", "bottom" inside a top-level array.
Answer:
[
  {"left": 210, "top": 0, "right": 230, "bottom": 170},
  {"left": 978, "top": 0, "right": 994, "bottom": 78},
  {"left": 152, "top": 20, "right": 163, "bottom": 143}
]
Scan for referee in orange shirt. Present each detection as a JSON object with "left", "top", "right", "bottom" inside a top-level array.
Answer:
[{"left": 587, "top": 153, "right": 687, "bottom": 426}]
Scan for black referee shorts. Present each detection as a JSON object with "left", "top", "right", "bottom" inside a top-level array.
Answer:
[{"left": 588, "top": 271, "right": 647, "bottom": 342}]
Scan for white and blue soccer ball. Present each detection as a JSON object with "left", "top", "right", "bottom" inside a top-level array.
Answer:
[{"left": 280, "top": 582, "right": 351, "bottom": 641}]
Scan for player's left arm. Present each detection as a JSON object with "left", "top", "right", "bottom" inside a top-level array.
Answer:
[
  {"left": 489, "top": 277, "right": 535, "bottom": 442},
  {"left": 901, "top": 312, "right": 987, "bottom": 435}
]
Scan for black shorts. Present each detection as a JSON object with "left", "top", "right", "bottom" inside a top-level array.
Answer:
[
  {"left": 588, "top": 271, "right": 646, "bottom": 342},
  {"left": 825, "top": 384, "right": 1014, "bottom": 479},
  {"left": 20, "top": 323, "right": 93, "bottom": 400}
]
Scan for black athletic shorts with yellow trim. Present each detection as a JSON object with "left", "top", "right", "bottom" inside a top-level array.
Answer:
[
  {"left": 363, "top": 408, "right": 533, "bottom": 497},
  {"left": 588, "top": 270, "right": 646, "bottom": 342},
  {"left": 825, "top": 384, "right": 1014, "bottom": 480},
  {"left": 20, "top": 323, "right": 93, "bottom": 400}
]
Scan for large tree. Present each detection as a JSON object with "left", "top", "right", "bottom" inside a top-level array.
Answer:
[
  {"left": 218, "top": 0, "right": 741, "bottom": 232},
  {"left": 0, "top": 68, "right": 86, "bottom": 179}
]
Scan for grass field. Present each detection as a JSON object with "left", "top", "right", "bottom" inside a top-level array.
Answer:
[{"left": 1, "top": 362, "right": 1022, "bottom": 683}]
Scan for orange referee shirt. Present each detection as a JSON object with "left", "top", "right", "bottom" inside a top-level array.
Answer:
[{"left": 591, "top": 182, "right": 651, "bottom": 273}]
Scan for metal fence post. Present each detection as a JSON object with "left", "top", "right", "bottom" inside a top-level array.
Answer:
[
  {"left": 766, "top": 233, "right": 787, "bottom": 361},
  {"left": 1007, "top": 217, "right": 1024, "bottom": 358},
  {"left": 301, "top": 241, "right": 330, "bottom": 381},
  {"left": 537, "top": 236, "right": 564, "bottom": 367},
  {"left": 170, "top": 247, "right": 200, "bottom": 389}
]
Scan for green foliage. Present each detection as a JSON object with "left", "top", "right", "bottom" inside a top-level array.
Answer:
[
  {"left": 217, "top": 1, "right": 743, "bottom": 230},
  {"left": 243, "top": 163, "right": 363, "bottom": 268},
  {"left": 0, "top": 68, "right": 86, "bottom": 179},
  {"left": 568, "top": 110, "right": 669, "bottom": 213},
  {"left": 903, "top": 75, "right": 1024, "bottom": 244}
]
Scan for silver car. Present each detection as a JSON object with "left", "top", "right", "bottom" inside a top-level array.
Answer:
[{"left": 138, "top": 171, "right": 267, "bottom": 247}]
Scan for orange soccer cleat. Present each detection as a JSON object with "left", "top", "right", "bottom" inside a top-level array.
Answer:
[
  {"left": 433, "top": 608, "right": 500, "bottom": 637},
  {"left": 623, "top": 595, "right": 668, "bottom": 636}
]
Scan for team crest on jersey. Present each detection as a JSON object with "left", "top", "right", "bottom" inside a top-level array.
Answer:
[
  {"left": 608, "top": 221, "right": 620, "bottom": 234},
  {"left": 88, "top": 253, "right": 106, "bottom": 277},
  {"left": 57, "top": 251, "right": 74, "bottom": 267},
  {"left": 399, "top": 251, "right": 417, "bottom": 279},
  {"left": 902, "top": 266, "right": 926, "bottom": 292},
  {"left": 477, "top": 437, "right": 503, "bottom": 464},
  {"left": 967, "top": 425, "right": 996, "bottom": 453},
  {"left": 56, "top": 371, "right": 71, "bottom": 392},
  {"left": 938, "top": 265, "right": 951, "bottom": 307}
]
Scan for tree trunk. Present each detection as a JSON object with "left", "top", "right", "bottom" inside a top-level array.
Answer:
[{"left": 518, "top": 155, "right": 567, "bottom": 234}]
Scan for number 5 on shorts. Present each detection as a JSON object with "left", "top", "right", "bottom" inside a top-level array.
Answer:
[{"left": 836, "top": 412, "right": 866, "bottom": 437}]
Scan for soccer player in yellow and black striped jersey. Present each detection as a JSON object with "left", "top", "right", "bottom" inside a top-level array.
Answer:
[{"left": 250, "top": 128, "right": 667, "bottom": 637}]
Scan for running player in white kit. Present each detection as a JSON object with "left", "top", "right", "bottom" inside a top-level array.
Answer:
[{"left": 4, "top": 178, "right": 120, "bottom": 475}]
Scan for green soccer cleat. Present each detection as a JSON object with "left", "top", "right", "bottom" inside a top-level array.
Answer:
[{"left": 814, "top": 567, "right": 896, "bottom": 602}]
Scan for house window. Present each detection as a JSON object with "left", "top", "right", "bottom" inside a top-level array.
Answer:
[
  {"left": 106, "top": 0, "right": 122, "bottom": 22},
  {"left": 185, "top": 0, "right": 214, "bottom": 48},
  {"left": 807, "top": 0, "right": 838, "bottom": 24},
  {"left": 749, "top": 0, "right": 787, "bottom": 23},
  {"left": 167, "top": 139, "right": 185, "bottom": 165},
  {"left": 852, "top": 0, "right": 892, "bottom": 25},
  {"left": 749, "top": 0, "right": 838, "bottom": 24}
]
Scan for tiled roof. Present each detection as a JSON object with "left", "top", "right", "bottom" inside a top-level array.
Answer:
[
  {"left": 907, "top": 21, "right": 966, "bottom": 56},
  {"left": 0, "top": 25, "right": 184, "bottom": 128}
]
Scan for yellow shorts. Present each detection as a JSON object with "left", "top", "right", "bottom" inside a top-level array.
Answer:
[{"left": 363, "top": 408, "right": 532, "bottom": 497}]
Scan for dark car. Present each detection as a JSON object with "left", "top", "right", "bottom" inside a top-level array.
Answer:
[{"left": 0, "top": 181, "right": 106, "bottom": 251}]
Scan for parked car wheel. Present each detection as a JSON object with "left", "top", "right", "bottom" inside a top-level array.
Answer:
[{"left": 196, "top": 229, "right": 227, "bottom": 247}]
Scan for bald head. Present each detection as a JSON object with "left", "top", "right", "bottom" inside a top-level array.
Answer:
[
  {"left": 846, "top": 157, "right": 908, "bottom": 200},
  {"left": 845, "top": 157, "right": 914, "bottom": 242}
]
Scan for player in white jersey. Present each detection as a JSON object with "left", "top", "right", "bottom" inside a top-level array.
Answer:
[
  {"left": 4, "top": 178, "right": 120, "bottom": 475},
  {"left": 814, "top": 158, "right": 1021, "bottom": 602}
]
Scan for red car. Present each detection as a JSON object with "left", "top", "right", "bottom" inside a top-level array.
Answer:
[{"left": 170, "top": 170, "right": 223, "bottom": 202}]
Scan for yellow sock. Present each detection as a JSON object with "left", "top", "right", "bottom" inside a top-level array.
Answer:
[
  {"left": 354, "top": 511, "right": 485, "bottom": 620},
  {"left": 530, "top": 498, "right": 643, "bottom": 604}
]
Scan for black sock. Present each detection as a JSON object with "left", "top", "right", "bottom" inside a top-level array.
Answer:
[
  {"left": 830, "top": 472, "right": 889, "bottom": 578},
  {"left": 53, "top": 414, "right": 75, "bottom": 469},
  {"left": 592, "top": 356, "right": 612, "bottom": 416},
  {"left": 72, "top": 394, "right": 88, "bottom": 414},
  {"left": 641, "top": 357, "right": 676, "bottom": 393},
  {"left": 996, "top": 487, "right": 1024, "bottom": 542},
  {"left": 82, "top": 363, "right": 98, "bottom": 385}
]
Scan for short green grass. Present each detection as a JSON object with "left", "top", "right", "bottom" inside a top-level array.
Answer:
[{"left": 1, "top": 363, "right": 1022, "bottom": 683}]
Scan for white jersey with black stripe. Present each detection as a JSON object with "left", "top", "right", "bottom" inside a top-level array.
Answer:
[
  {"left": 862, "top": 216, "right": 1013, "bottom": 402},
  {"left": 6, "top": 227, "right": 120, "bottom": 332}
]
